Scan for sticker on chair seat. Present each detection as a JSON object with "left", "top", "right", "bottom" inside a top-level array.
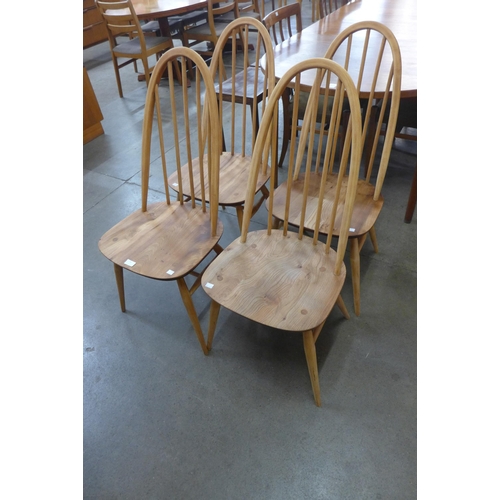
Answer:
[
  {"left": 205, "top": 282, "right": 214, "bottom": 289},
  {"left": 166, "top": 269, "right": 175, "bottom": 275},
  {"left": 124, "top": 259, "right": 136, "bottom": 267},
  {"left": 349, "top": 228, "right": 355, "bottom": 232}
]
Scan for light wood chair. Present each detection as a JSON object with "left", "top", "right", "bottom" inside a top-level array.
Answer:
[
  {"left": 202, "top": 57, "right": 364, "bottom": 407},
  {"left": 98, "top": 47, "right": 223, "bottom": 355},
  {"left": 96, "top": 0, "right": 176, "bottom": 98},
  {"left": 169, "top": 18, "right": 275, "bottom": 232},
  {"left": 270, "top": 21, "right": 402, "bottom": 316}
]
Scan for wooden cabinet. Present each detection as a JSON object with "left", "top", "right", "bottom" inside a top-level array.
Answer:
[
  {"left": 84, "top": 68, "right": 104, "bottom": 144},
  {"left": 83, "top": 0, "right": 108, "bottom": 49}
]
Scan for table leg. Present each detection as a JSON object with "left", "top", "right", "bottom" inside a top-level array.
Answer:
[{"left": 404, "top": 164, "right": 417, "bottom": 223}]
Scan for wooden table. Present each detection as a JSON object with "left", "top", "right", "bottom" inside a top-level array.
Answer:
[
  {"left": 129, "top": 0, "right": 208, "bottom": 35},
  {"left": 273, "top": 0, "right": 417, "bottom": 98}
]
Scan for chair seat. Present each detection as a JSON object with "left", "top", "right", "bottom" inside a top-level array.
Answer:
[
  {"left": 203, "top": 229, "right": 346, "bottom": 331},
  {"left": 270, "top": 174, "right": 384, "bottom": 237},
  {"left": 98, "top": 202, "right": 223, "bottom": 280},
  {"left": 168, "top": 152, "right": 270, "bottom": 206},
  {"left": 112, "top": 36, "right": 173, "bottom": 56}
]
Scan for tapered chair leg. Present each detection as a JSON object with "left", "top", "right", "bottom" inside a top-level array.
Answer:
[
  {"left": 177, "top": 277, "right": 209, "bottom": 355},
  {"left": 207, "top": 300, "right": 221, "bottom": 351},
  {"left": 404, "top": 165, "right": 417, "bottom": 223},
  {"left": 303, "top": 330, "right": 321, "bottom": 407},
  {"left": 235, "top": 206, "right": 244, "bottom": 232},
  {"left": 368, "top": 226, "right": 379, "bottom": 253},
  {"left": 114, "top": 263, "right": 126, "bottom": 312},
  {"left": 335, "top": 294, "right": 350, "bottom": 319},
  {"left": 111, "top": 57, "right": 124, "bottom": 98},
  {"left": 350, "top": 237, "right": 361, "bottom": 316}
]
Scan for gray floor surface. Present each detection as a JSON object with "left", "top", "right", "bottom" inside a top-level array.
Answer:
[{"left": 83, "top": 2, "right": 417, "bottom": 498}]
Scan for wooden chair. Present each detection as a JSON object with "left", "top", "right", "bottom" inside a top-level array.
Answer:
[
  {"left": 263, "top": 2, "right": 302, "bottom": 46},
  {"left": 98, "top": 47, "right": 223, "bottom": 355},
  {"left": 169, "top": 18, "right": 275, "bottom": 232},
  {"left": 381, "top": 96, "right": 417, "bottom": 223},
  {"left": 217, "top": 0, "right": 262, "bottom": 23},
  {"left": 202, "top": 57, "right": 363, "bottom": 407},
  {"left": 180, "top": 0, "right": 238, "bottom": 62},
  {"left": 270, "top": 21, "right": 402, "bottom": 316},
  {"left": 263, "top": 2, "right": 302, "bottom": 168},
  {"left": 96, "top": 0, "right": 176, "bottom": 98},
  {"left": 313, "top": 0, "right": 347, "bottom": 22}
]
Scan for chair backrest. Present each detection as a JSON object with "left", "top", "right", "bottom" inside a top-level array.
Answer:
[
  {"left": 208, "top": 0, "right": 238, "bottom": 27},
  {"left": 263, "top": 2, "right": 302, "bottom": 45},
  {"left": 140, "top": 47, "right": 221, "bottom": 237},
  {"left": 317, "top": 0, "right": 347, "bottom": 19},
  {"left": 96, "top": 0, "right": 146, "bottom": 49},
  {"left": 241, "top": 58, "right": 363, "bottom": 276},
  {"left": 324, "top": 20, "right": 402, "bottom": 200},
  {"left": 210, "top": 17, "right": 276, "bottom": 159}
]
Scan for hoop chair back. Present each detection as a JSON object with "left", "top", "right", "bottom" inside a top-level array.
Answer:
[{"left": 324, "top": 20, "right": 402, "bottom": 200}]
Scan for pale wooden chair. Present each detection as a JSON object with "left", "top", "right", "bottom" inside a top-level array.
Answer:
[
  {"left": 96, "top": 0, "right": 176, "bottom": 98},
  {"left": 270, "top": 21, "right": 402, "bottom": 316},
  {"left": 202, "top": 57, "right": 364, "bottom": 407},
  {"left": 98, "top": 47, "right": 223, "bottom": 355},
  {"left": 169, "top": 18, "right": 275, "bottom": 232}
]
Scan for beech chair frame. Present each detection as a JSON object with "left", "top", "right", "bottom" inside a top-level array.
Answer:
[
  {"left": 98, "top": 47, "right": 223, "bottom": 355},
  {"left": 169, "top": 17, "right": 276, "bottom": 232},
  {"left": 202, "top": 57, "right": 364, "bottom": 406},
  {"left": 270, "top": 21, "right": 402, "bottom": 316}
]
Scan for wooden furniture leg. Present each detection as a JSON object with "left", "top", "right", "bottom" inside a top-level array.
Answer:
[
  {"left": 404, "top": 164, "right": 417, "bottom": 223},
  {"left": 207, "top": 300, "right": 221, "bottom": 351},
  {"left": 114, "top": 263, "right": 126, "bottom": 312},
  {"left": 350, "top": 237, "right": 361, "bottom": 316},
  {"left": 177, "top": 277, "right": 209, "bottom": 355},
  {"left": 303, "top": 330, "right": 321, "bottom": 407}
]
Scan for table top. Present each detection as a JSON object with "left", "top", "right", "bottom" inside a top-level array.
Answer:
[
  {"left": 273, "top": 0, "right": 417, "bottom": 97},
  {"left": 129, "top": 0, "right": 208, "bottom": 19}
]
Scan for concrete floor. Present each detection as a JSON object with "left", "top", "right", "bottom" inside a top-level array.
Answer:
[{"left": 83, "top": 3, "right": 417, "bottom": 498}]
